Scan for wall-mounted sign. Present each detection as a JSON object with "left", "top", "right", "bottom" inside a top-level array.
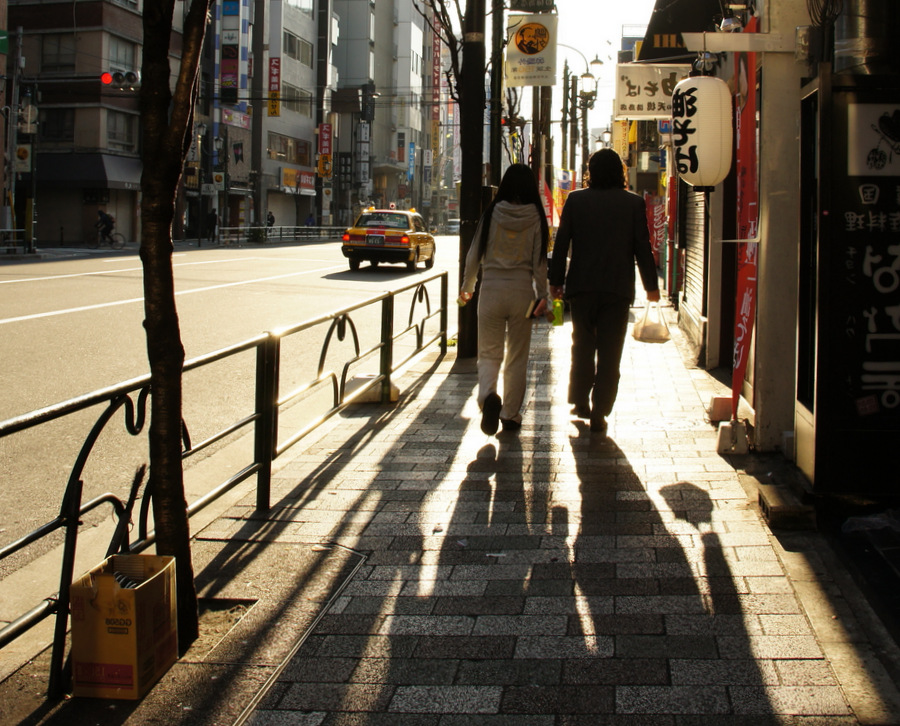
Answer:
[
  {"left": 616, "top": 64, "right": 691, "bottom": 120},
  {"left": 15, "top": 144, "right": 32, "bottom": 173},
  {"left": 848, "top": 104, "right": 900, "bottom": 177},
  {"left": 268, "top": 58, "right": 281, "bottom": 117}
]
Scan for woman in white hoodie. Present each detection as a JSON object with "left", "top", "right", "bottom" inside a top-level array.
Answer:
[{"left": 459, "top": 164, "right": 551, "bottom": 434}]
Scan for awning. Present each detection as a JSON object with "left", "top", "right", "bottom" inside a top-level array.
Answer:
[
  {"left": 36, "top": 153, "right": 142, "bottom": 190},
  {"left": 637, "top": 0, "right": 722, "bottom": 63}
]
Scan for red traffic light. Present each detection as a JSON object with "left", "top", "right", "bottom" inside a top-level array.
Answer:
[{"left": 100, "top": 71, "right": 114, "bottom": 85}]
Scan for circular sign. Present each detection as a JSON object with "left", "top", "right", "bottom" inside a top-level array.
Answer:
[{"left": 514, "top": 23, "right": 549, "bottom": 55}]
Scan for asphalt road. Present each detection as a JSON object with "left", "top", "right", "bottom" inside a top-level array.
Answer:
[{"left": 0, "top": 237, "right": 460, "bottom": 577}]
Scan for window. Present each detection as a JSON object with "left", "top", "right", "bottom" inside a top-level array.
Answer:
[
  {"left": 282, "top": 83, "right": 313, "bottom": 116},
  {"left": 107, "top": 110, "right": 136, "bottom": 151},
  {"left": 285, "top": 0, "right": 313, "bottom": 14},
  {"left": 283, "top": 32, "right": 313, "bottom": 67},
  {"left": 267, "top": 132, "right": 312, "bottom": 166},
  {"left": 109, "top": 36, "right": 136, "bottom": 71},
  {"left": 41, "top": 34, "right": 76, "bottom": 73},
  {"left": 39, "top": 109, "right": 75, "bottom": 142}
]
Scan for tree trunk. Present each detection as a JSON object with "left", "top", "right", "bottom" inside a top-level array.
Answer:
[
  {"left": 140, "top": 0, "right": 212, "bottom": 653},
  {"left": 457, "top": 0, "right": 486, "bottom": 358}
]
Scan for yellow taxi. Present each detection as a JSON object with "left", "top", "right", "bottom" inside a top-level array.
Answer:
[{"left": 341, "top": 208, "right": 437, "bottom": 272}]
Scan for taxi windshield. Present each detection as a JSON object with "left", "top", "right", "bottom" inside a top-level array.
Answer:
[{"left": 357, "top": 213, "right": 409, "bottom": 229}]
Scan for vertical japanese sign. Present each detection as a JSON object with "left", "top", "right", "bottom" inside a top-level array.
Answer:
[
  {"left": 505, "top": 14, "right": 557, "bottom": 88},
  {"left": 268, "top": 58, "right": 281, "bottom": 117},
  {"left": 837, "top": 101, "right": 900, "bottom": 420},
  {"left": 318, "top": 123, "right": 333, "bottom": 178},
  {"left": 732, "top": 22, "right": 759, "bottom": 419},
  {"left": 432, "top": 28, "right": 442, "bottom": 122}
]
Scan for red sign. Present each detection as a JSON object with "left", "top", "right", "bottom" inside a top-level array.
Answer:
[
  {"left": 645, "top": 194, "right": 666, "bottom": 267},
  {"left": 318, "top": 123, "right": 332, "bottom": 156},
  {"left": 731, "top": 16, "right": 759, "bottom": 419},
  {"left": 268, "top": 58, "right": 281, "bottom": 93}
]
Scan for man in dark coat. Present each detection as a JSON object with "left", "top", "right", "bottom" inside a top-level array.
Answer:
[{"left": 549, "top": 148, "right": 660, "bottom": 434}]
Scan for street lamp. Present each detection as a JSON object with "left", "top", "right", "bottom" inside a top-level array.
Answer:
[
  {"left": 559, "top": 44, "right": 603, "bottom": 186},
  {"left": 195, "top": 122, "right": 207, "bottom": 246}
]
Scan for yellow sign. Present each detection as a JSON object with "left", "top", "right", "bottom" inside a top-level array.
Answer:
[
  {"left": 318, "top": 153, "right": 332, "bottom": 178},
  {"left": 268, "top": 91, "right": 280, "bottom": 117}
]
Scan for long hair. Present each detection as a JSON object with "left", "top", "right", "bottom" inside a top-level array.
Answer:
[
  {"left": 587, "top": 149, "right": 627, "bottom": 190},
  {"left": 478, "top": 163, "right": 550, "bottom": 259}
]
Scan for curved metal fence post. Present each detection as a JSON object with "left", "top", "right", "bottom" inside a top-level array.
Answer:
[
  {"left": 254, "top": 334, "right": 279, "bottom": 511},
  {"left": 48, "top": 477, "right": 83, "bottom": 699},
  {"left": 440, "top": 272, "right": 448, "bottom": 354},
  {"left": 380, "top": 295, "right": 394, "bottom": 403}
]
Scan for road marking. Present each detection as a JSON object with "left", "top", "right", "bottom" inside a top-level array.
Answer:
[
  {"left": 0, "top": 265, "right": 347, "bottom": 325},
  {"left": 0, "top": 257, "right": 273, "bottom": 285}
]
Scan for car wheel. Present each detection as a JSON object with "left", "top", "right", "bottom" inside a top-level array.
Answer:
[
  {"left": 406, "top": 252, "right": 417, "bottom": 272},
  {"left": 425, "top": 244, "right": 435, "bottom": 269},
  {"left": 349, "top": 258, "right": 360, "bottom": 271}
]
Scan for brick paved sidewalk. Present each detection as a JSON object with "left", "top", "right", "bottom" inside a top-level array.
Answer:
[{"left": 233, "top": 304, "right": 900, "bottom": 725}]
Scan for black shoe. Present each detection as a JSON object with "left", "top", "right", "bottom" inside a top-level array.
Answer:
[
  {"left": 571, "top": 404, "right": 591, "bottom": 419},
  {"left": 500, "top": 418, "right": 521, "bottom": 432},
  {"left": 481, "top": 393, "right": 502, "bottom": 435}
]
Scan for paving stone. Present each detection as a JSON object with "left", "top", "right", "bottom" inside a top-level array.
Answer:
[
  {"left": 616, "top": 685, "right": 730, "bottom": 714},
  {"left": 219, "top": 314, "right": 900, "bottom": 725},
  {"left": 455, "top": 659, "right": 562, "bottom": 686},
  {"left": 388, "top": 685, "right": 502, "bottom": 713}
]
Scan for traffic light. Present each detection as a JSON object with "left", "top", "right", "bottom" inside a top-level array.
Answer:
[{"left": 101, "top": 70, "right": 141, "bottom": 89}]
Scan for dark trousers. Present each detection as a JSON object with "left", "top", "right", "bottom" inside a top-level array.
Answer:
[{"left": 567, "top": 292, "right": 631, "bottom": 417}]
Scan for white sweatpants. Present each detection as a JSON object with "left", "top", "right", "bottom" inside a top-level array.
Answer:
[{"left": 476, "top": 280, "right": 535, "bottom": 423}]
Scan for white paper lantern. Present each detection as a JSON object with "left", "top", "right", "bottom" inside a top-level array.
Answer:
[{"left": 671, "top": 75, "right": 733, "bottom": 190}]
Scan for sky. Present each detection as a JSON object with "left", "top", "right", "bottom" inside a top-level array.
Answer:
[{"left": 543, "top": 0, "right": 659, "bottom": 164}]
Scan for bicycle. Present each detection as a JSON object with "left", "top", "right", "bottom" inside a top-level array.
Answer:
[{"left": 90, "top": 229, "right": 125, "bottom": 250}]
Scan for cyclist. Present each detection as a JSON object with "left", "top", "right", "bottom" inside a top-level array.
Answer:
[{"left": 96, "top": 210, "right": 115, "bottom": 245}]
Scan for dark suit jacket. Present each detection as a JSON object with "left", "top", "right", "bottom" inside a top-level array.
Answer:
[{"left": 548, "top": 186, "right": 659, "bottom": 302}]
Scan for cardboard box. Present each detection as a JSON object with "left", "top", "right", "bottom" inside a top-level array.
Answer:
[{"left": 70, "top": 554, "right": 178, "bottom": 699}]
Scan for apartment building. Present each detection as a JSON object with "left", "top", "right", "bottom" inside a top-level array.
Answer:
[
  {"left": 8, "top": 0, "right": 162, "bottom": 245},
  {"left": 3, "top": 0, "right": 442, "bottom": 242}
]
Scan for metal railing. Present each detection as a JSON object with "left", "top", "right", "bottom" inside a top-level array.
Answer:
[
  {"left": 0, "top": 270, "right": 448, "bottom": 696},
  {"left": 1, "top": 228, "right": 29, "bottom": 254},
  {"left": 218, "top": 225, "right": 345, "bottom": 245}
]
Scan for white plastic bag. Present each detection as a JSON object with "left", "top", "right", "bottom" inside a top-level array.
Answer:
[{"left": 632, "top": 301, "right": 670, "bottom": 343}]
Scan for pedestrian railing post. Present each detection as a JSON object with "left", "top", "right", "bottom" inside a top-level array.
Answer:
[
  {"left": 254, "top": 335, "right": 279, "bottom": 511},
  {"left": 380, "top": 295, "right": 394, "bottom": 403},
  {"left": 48, "top": 476, "right": 83, "bottom": 699},
  {"left": 440, "top": 273, "right": 448, "bottom": 354}
]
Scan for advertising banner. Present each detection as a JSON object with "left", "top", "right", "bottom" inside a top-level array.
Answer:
[
  {"left": 732, "top": 17, "right": 759, "bottom": 419},
  {"left": 505, "top": 14, "right": 557, "bottom": 88}
]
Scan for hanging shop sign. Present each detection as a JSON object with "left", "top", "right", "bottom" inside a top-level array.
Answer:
[
  {"left": 615, "top": 64, "right": 690, "bottom": 120},
  {"left": 671, "top": 75, "right": 733, "bottom": 190},
  {"left": 505, "top": 14, "right": 557, "bottom": 88}
]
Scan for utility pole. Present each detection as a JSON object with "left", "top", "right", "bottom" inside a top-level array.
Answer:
[
  {"left": 561, "top": 62, "right": 569, "bottom": 171},
  {"left": 4, "top": 28, "right": 23, "bottom": 239},
  {"left": 489, "top": 0, "right": 503, "bottom": 187},
  {"left": 457, "top": 0, "right": 486, "bottom": 358}
]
